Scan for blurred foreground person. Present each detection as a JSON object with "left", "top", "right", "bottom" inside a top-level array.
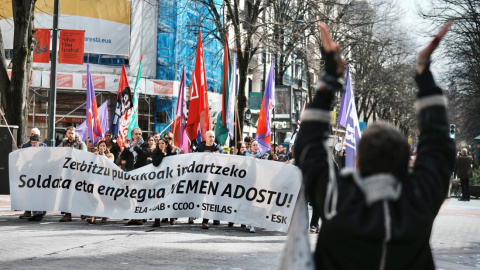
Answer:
[{"left": 295, "top": 22, "right": 455, "bottom": 270}]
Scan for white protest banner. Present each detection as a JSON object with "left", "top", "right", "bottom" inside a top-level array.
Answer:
[{"left": 9, "top": 148, "right": 301, "bottom": 232}]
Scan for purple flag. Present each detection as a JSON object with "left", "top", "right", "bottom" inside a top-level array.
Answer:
[
  {"left": 256, "top": 59, "right": 275, "bottom": 155},
  {"left": 77, "top": 101, "right": 109, "bottom": 143},
  {"left": 338, "top": 66, "right": 350, "bottom": 128},
  {"left": 227, "top": 52, "right": 237, "bottom": 140},
  {"left": 342, "top": 68, "right": 362, "bottom": 168},
  {"left": 173, "top": 66, "right": 189, "bottom": 154}
]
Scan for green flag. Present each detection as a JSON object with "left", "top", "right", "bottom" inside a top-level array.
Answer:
[
  {"left": 127, "top": 56, "right": 143, "bottom": 139},
  {"left": 215, "top": 38, "right": 230, "bottom": 144}
]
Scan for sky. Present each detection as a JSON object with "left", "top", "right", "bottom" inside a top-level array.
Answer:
[{"left": 397, "top": 0, "right": 431, "bottom": 48}]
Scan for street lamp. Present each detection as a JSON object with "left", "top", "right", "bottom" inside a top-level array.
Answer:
[{"left": 245, "top": 109, "right": 252, "bottom": 120}]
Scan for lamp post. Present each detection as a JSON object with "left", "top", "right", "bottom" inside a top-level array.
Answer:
[{"left": 47, "top": 0, "right": 60, "bottom": 146}]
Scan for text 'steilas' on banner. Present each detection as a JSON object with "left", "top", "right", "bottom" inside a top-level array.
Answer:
[
  {"left": 9, "top": 149, "right": 302, "bottom": 232},
  {"left": 33, "top": 28, "right": 50, "bottom": 63},
  {"left": 58, "top": 30, "right": 85, "bottom": 65}
]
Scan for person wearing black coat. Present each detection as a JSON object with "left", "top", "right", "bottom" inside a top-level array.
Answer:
[
  {"left": 120, "top": 128, "right": 151, "bottom": 226},
  {"left": 294, "top": 22, "right": 455, "bottom": 270},
  {"left": 120, "top": 128, "right": 151, "bottom": 172},
  {"left": 456, "top": 148, "right": 473, "bottom": 201}
]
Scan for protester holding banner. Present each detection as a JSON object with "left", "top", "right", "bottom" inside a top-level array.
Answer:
[
  {"left": 146, "top": 135, "right": 156, "bottom": 163},
  {"left": 164, "top": 131, "right": 182, "bottom": 155},
  {"left": 86, "top": 140, "right": 114, "bottom": 224},
  {"left": 244, "top": 136, "right": 253, "bottom": 152},
  {"left": 21, "top": 134, "right": 47, "bottom": 222},
  {"left": 120, "top": 127, "right": 151, "bottom": 172},
  {"left": 58, "top": 126, "right": 87, "bottom": 222},
  {"left": 295, "top": 22, "right": 455, "bottom": 269},
  {"left": 151, "top": 138, "right": 177, "bottom": 227},
  {"left": 244, "top": 140, "right": 262, "bottom": 159},
  {"left": 86, "top": 138, "right": 96, "bottom": 153},
  {"left": 244, "top": 139, "right": 263, "bottom": 233},
  {"left": 121, "top": 127, "right": 151, "bottom": 225},
  {"left": 234, "top": 141, "right": 246, "bottom": 156},
  {"left": 21, "top": 128, "right": 45, "bottom": 148},
  {"left": 104, "top": 131, "right": 121, "bottom": 163},
  {"left": 19, "top": 130, "right": 46, "bottom": 219},
  {"left": 194, "top": 130, "right": 225, "bottom": 229}
]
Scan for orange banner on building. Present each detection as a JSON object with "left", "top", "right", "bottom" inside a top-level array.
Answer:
[
  {"left": 58, "top": 30, "right": 85, "bottom": 65},
  {"left": 33, "top": 28, "right": 50, "bottom": 63}
]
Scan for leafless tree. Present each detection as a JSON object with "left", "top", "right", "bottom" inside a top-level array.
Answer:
[
  {"left": 420, "top": 0, "right": 480, "bottom": 141},
  {"left": 0, "top": 0, "right": 36, "bottom": 145}
]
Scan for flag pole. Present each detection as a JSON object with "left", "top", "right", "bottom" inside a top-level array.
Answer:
[
  {"left": 235, "top": 99, "right": 241, "bottom": 151},
  {"left": 332, "top": 122, "right": 339, "bottom": 152},
  {"left": 234, "top": 99, "right": 238, "bottom": 153},
  {"left": 273, "top": 108, "right": 276, "bottom": 145}
]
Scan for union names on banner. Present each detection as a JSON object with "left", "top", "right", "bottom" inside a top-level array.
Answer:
[{"left": 9, "top": 150, "right": 302, "bottom": 232}]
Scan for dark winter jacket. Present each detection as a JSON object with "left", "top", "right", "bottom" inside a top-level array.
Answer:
[
  {"left": 195, "top": 141, "right": 225, "bottom": 153},
  {"left": 456, "top": 155, "right": 473, "bottom": 179},
  {"left": 295, "top": 66, "right": 455, "bottom": 270},
  {"left": 120, "top": 142, "right": 151, "bottom": 171}
]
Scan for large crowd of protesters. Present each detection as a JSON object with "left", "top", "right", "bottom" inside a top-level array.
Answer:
[{"left": 16, "top": 125, "right": 313, "bottom": 233}]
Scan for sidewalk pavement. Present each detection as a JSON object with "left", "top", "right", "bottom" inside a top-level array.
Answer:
[
  {"left": 431, "top": 198, "right": 480, "bottom": 270},
  {"left": 1, "top": 195, "right": 479, "bottom": 269}
]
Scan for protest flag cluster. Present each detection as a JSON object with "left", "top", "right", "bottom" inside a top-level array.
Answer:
[
  {"left": 78, "top": 29, "right": 279, "bottom": 154},
  {"left": 186, "top": 30, "right": 210, "bottom": 142}
]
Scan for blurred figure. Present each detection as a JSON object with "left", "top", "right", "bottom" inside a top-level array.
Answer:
[
  {"left": 457, "top": 148, "right": 472, "bottom": 201},
  {"left": 295, "top": 22, "right": 455, "bottom": 269}
]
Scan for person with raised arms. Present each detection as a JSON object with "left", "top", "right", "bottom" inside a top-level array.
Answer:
[{"left": 295, "top": 21, "right": 455, "bottom": 269}]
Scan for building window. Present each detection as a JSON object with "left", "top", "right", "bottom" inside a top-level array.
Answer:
[{"left": 248, "top": 78, "right": 252, "bottom": 93}]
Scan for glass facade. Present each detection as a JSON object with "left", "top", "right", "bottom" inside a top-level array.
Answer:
[{"left": 156, "top": 0, "right": 223, "bottom": 93}]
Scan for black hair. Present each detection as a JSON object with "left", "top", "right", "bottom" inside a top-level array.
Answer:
[
  {"left": 357, "top": 122, "right": 410, "bottom": 181},
  {"left": 30, "top": 134, "right": 41, "bottom": 142}
]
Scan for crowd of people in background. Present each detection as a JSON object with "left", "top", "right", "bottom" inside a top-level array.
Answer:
[{"left": 16, "top": 125, "right": 308, "bottom": 233}]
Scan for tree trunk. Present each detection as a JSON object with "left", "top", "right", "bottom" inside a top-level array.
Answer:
[
  {"left": 236, "top": 51, "right": 248, "bottom": 141},
  {"left": 0, "top": 28, "right": 10, "bottom": 112},
  {"left": 5, "top": 0, "right": 36, "bottom": 145}
]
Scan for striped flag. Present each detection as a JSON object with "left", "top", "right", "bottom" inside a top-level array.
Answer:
[
  {"left": 256, "top": 59, "right": 275, "bottom": 155},
  {"left": 86, "top": 64, "right": 103, "bottom": 143},
  {"left": 127, "top": 56, "right": 143, "bottom": 139}
]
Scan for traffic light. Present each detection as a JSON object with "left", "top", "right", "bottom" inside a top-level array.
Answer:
[{"left": 449, "top": 124, "right": 456, "bottom": 139}]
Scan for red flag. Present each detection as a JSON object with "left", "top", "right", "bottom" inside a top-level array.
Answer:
[
  {"left": 110, "top": 65, "right": 133, "bottom": 151},
  {"left": 186, "top": 30, "right": 210, "bottom": 141},
  {"left": 86, "top": 65, "right": 103, "bottom": 143},
  {"left": 33, "top": 29, "right": 50, "bottom": 63}
]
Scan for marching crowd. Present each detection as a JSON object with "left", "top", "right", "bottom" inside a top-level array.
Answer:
[{"left": 17, "top": 125, "right": 301, "bottom": 233}]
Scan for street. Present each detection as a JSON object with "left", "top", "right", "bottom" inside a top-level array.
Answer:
[{"left": 1, "top": 195, "right": 479, "bottom": 269}]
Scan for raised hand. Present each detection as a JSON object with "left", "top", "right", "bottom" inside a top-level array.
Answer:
[
  {"left": 417, "top": 20, "right": 452, "bottom": 75},
  {"left": 318, "top": 22, "right": 345, "bottom": 77}
]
